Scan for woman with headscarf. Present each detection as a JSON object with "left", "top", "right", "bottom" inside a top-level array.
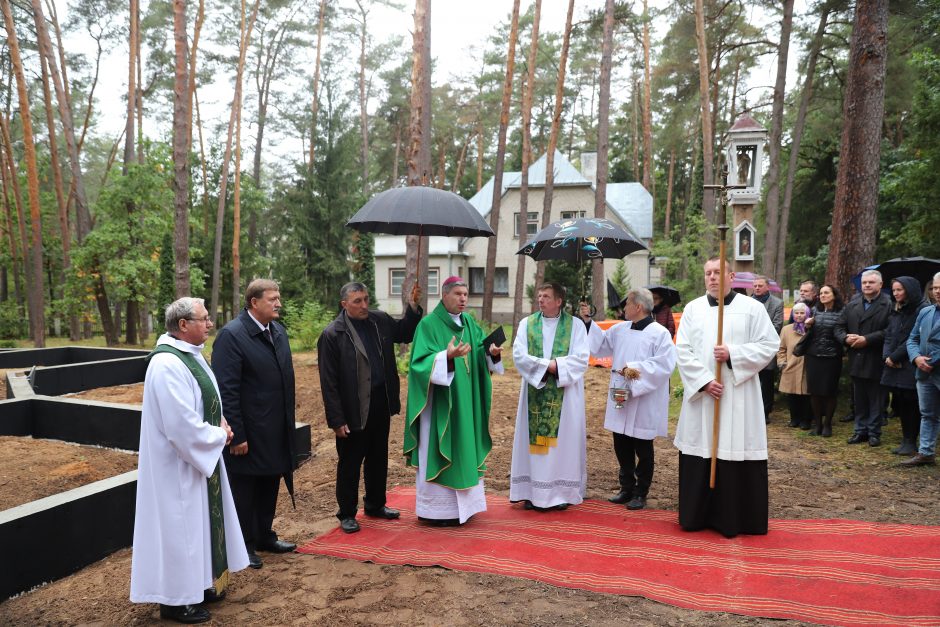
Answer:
[
  {"left": 802, "top": 284, "right": 844, "bottom": 437},
  {"left": 778, "top": 302, "right": 811, "bottom": 429},
  {"left": 881, "top": 276, "right": 928, "bottom": 455}
]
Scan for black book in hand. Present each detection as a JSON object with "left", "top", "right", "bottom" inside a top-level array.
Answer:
[{"left": 482, "top": 325, "right": 507, "bottom": 349}]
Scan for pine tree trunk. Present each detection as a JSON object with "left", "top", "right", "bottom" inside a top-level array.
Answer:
[
  {"left": 357, "top": 1, "right": 370, "bottom": 197},
  {"left": 209, "top": 0, "right": 260, "bottom": 324},
  {"left": 3, "top": 0, "right": 46, "bottom": 346},
  {"left": 665, "top": 148, "right": 676, "bottom": 236},
  {"left": 481, "top": 0, "right": 520, "bottom": 323},
  {"left": 825, "top": 0, "right": 888, "bottom": 295},
  {"left": 760, "top": 0, "right": 794, "bottom": 278},
  {"left": 308, "top": 0, "right": 327, "bottom": 171},
  {"left": 0, "top": 138, "right": 23, "bottom": 311},
  {"left": 693, "top": 0, "right": 715, "bottom": 223},
  {"left": 591, "top": 0, "right": 615, "bottom": 322},
  {"left": 533, "top": 0, "right": 575, "bottom": 293},
  {"left": 778, "top": 3, "right": 830, "bottom": 286},
  {"left": 404, "top": 0, "right": 431, "bottom": 314},
  {"left": 641, "top": 0, "right": 653, "bottom": 193},
  {"left": 172, "top": 0, "right": 191, "bottom": 298},
  {"left": 512, "top": 0, "right": 541, "bottom": 340},
  {"left": 185, "top": 0, "right": 205, "bottom": 158},
  {"left": 233, "top": 86, "right": 244, "bottom": 314}
]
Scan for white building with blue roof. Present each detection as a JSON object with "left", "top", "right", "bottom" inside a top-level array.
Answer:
[{"left": 373, "top": 150, "right": 656, "bottom": 321}]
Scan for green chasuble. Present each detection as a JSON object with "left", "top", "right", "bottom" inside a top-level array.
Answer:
[
  {"left": 404, "top": 301, "right": 493, "bottom": 490},
  {"left": 149, "top": 344, "right": 230, "bottom": 593},
  {"left": 526, "top": 311, "right": 572, "bottom": 454}
]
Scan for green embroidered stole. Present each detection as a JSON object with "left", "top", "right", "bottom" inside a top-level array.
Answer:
[
  {"left": 150, "top": 343, "right": 229, "bottom": 593},
  {"left": 526, "top": 311, "right": 572, "bottom": 455}
]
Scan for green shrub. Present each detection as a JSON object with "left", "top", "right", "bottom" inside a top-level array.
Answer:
[
  {"left": 0, "top": 307, "right": 27, "bottom": 340},
  {"left": 280, "top": 299, "right": 336, "bottom": 351}
]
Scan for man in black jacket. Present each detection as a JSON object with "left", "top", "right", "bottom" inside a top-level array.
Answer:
[
  {"left": 318, "top": 281, "right": 423, "bottom": 533},
  {"left": 212, "top": 279, "right": 297, "bottom": 569},
  {"left": 835, "top": 270, "right": 892, "bottom": 447}
]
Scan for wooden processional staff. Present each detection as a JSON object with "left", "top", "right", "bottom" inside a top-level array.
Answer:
[{"left": 702, "top": 165, "right": 746, "bottom": 489}]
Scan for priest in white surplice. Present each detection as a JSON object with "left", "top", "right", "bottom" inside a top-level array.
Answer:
[
  {"left": 581, "top": 288, "right": 677, "bottom": 511},
  {"left": 130, "top": 298, "right": 248, "bottom": 624},
  {"left": 510, "top": 283, "right": 590, "bottom": 511},
  {"left": 674, "top": 258, "right": 779, "bottom": 538}
]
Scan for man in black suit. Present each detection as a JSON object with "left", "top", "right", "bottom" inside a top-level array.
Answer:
[
  {"left": 317, "top": 281, "right": 422, "bottom": 534},
  {"left": 835, "top": 270, "right": 892, "bottom": 447},
  {"left": 212, "top": 279, "right": 297, "bottom": 569}
]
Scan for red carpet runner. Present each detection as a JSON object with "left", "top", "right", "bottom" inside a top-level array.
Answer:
[{"left": 298, "top": 487, "right": 940, "bottom": 626}]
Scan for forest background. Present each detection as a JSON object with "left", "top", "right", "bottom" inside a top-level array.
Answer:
[{"left": 1, "top": 0, "right": 938, "bottom": 347}]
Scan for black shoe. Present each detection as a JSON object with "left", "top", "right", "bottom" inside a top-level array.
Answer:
[
  {"left": 418, "top": 516, "right": 460, "bottom": 526},
  {"left": 159, "top": 604, "right": 211, "bottom": 624},
  {"left": 257, "top": 539, "right": 296, "bottom": 553},
  {"left": 340, "top": 518, "right": 360, "bottom": 533},
  {"left": 608, "top": 491, "right": 631, "bottom": 504},
  {"left": 247, "top": 551, "right": 262, "bottom": 569},
  {"left": 364, "top": 506, "right": 401, "bottom": 520},
  {"left": 202, "top": 588, "right": 225, "bottom": 604},
  {"left": 839, "top": 413, "right": 855, "bottom": 423},
  {"left": 626, "top": 496, "right": 647, "bottom": 511},
  {"left": 799, "top": 420, "right": 812, "bottom": 430},
  {"left": 787, "top": 419, "right": 800, "bottom": 428},
  {"left": 847, "top": 433, "right": 869, "bottom": 444},
  {"left": 554, "top": 503, "right": 569, "bottom": 511},
  {"left": 868, "top": 436, "right": 881, "bottom": 447}
]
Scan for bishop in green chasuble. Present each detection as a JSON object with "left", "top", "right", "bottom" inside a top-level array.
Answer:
[{"left": 404, "top": 279, "right": 504, "bottom": 524}]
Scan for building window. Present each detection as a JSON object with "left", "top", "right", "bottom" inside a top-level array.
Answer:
[
  {"left": 469, "top": 267, "right": 485, "bottom": 294},
  {"left": 392, "top": 268, "right": 439, "bottom": 296},
  {"left": 514, "top": 212, "right": 539, "bottom": 238},
  {"left": 468, "top": 267, "right": 509, "bottom": 295},
  {"left": 561, "top": 210, "right": 585, "bottom": 220}
]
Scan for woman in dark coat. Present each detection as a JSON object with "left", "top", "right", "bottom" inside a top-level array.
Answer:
[
  {"left": 881, "top": 276, "right": 928, "bottom": 455},
  {"left": 802, "top": 284, "right": 844, "bottom": 437}
]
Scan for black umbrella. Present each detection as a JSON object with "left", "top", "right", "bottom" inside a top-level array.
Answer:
[
  {"left": 853, "top": 257, "right": 940, "bottom": 292},
  {"left": 606, "top": 280, "right": 622, "bottom": 310},
  {"left": 346, "top": 186, "right": 494, "bottom": 238},
  {"left": 645, "top": 285, "right": 681, "bottom": 307},
  {"left": 517, "top": 217, "right": 646, "bottom": 262}
]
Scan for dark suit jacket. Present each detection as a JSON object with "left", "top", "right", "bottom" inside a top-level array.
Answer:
[
  {"left": 835, "top": 292, "right": 892, "bottom": 380},
  {"left": 318, "top": 306, "right": 422, "bottom": 432},
  {"left": 212, "top": 309, "right": 296, "bottom": 476}
]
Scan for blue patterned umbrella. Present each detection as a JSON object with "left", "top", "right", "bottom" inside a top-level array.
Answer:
[{"left": 517, "top": 217, "right": 646, "bottom": 262}]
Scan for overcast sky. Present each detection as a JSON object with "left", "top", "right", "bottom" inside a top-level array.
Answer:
[{"left": 53, "top": 0, "right": 806, "bottom": 170}]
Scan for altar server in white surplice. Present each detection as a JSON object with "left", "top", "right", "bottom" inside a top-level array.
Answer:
[
  {"left": 674, "top": 258, "right": 779, "bottom": 538},
  {"left": 581, "top": 288, "right": 677, "bottom": 511},
  {"left": 130, "top": 297, "right": 248, "bottom": 624},
  {"left": 510, "top": 283, "right": 590, "bottom": 511}
]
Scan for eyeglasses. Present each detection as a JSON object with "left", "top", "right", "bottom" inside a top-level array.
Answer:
[{"left": 186, "top": 316, "right": 211, "bottom": 324}]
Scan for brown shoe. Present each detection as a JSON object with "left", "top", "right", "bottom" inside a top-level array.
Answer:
[{"left": 900, "top": 453, "right": 936, "bottom": 467}]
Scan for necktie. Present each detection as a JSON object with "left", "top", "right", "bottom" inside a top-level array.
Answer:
[{"left": 264, "top": 326, "right": 274, "bottom": 345}]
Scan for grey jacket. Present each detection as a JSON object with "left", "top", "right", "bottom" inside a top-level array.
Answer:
[{"left": 755, "top": 294, "right": 783, "bottom": 370}]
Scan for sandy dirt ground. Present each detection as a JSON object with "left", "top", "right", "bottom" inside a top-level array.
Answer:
[{"left": 1, "top": 351, "right": 938, "bottom": 626}]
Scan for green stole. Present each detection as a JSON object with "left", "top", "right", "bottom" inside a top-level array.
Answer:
[
  {"left": 526, "top": 311, "right": 572, "bottom": 454},
  {"left": 150, "top": 343, "right": 230, "bottom": 593},
  {"left": 404, "top": 301, "right": 493, "bottom": 490}
]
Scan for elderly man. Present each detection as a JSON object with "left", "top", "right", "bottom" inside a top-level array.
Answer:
[
  {"left": 903, "top": 273, "right": 940, "bottom": 466},
  {"left": 318, "top": 281, "right": 423, "bottom": 533},
  {"left": 212, "top": 279, "right": 297, "bottom": 570},
  {"left": 404, "top": 276, "right": 504, "bottom": 525},
  {"left": 674, "top": 258, "right": 779, "bottom": 537},
  {"left": 753, "top": 275, "right": 784, "bottom": 423},
  {"left": 835, "top": 270, "right": 892, "bottom": 447},
  {"left": 582, "top": 288, "right": 677, "bottom": 511},
  {"left": 789, "top": 280, "right": 819, "bottom": 323},
  {"left": 130, "top": 298, "right": 248, "bottom": 624},
  {"left": 510, "top": 283, "right": 590, "bottom": 511}
]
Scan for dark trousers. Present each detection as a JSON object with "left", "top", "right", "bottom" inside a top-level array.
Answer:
[
  {"left": 228, "top": 473, "right": 280, "bottom": 552},
  {"left": 613, "top": 433, "right": 654, "bottom": 498},
  {"left": 759, "top": 369, "right": 775, "bottom": 418},
  {"left": 852, "top": 376, "right": 885, "bottom": 438},
  {"left": 787, "top": 393, "right": 812, "bottom": 425},
  {"left": 335, "top": 389, "right": 391, "bottom": 520},
  {"left": 889, "top": 387, "right": 920, "bottom": 443}
]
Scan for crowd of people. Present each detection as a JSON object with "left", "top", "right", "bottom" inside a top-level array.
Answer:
[
  {"left": 773, "top": 272, "right": 940, "bottom": 465},
  {"left": 125, "top": 264, "right": 940, "bottom": 624}
]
